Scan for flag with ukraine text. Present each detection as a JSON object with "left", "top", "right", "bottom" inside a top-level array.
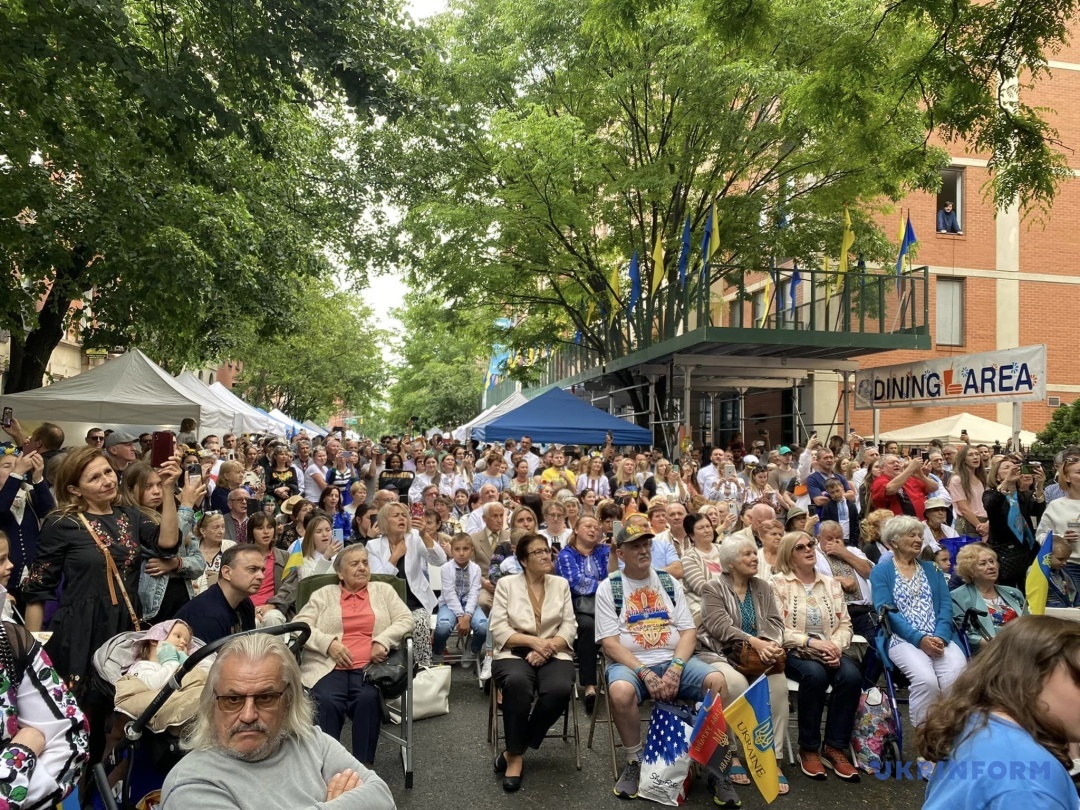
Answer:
[{"left": 723, "top": 675, "right": 780, "bottom": 803}]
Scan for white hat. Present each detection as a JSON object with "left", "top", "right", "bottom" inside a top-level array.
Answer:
[{"left": 743, "top": 454, "right": 760, "bottom": 466}]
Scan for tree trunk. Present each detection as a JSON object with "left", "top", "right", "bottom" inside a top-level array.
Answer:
[{"left": 4, "top": 250, "right": 91, "bottom": 394}]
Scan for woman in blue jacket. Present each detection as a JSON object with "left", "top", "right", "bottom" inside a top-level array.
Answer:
[
  {"left": 870, "top": 516, "right": 966, "bottom": 732},
  {"left": 0, "top": 448, "right": 54, "bottom": 609}
]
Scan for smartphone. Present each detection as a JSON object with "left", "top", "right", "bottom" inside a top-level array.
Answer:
[
  {"left": 332, "top": 528, "right": 344, "bottom": 545},
  {"left": 1067, "top": 521, "right": 1080, "bottom": 536},
  {"left": 921, "top": 452, "right": 930, "bottom": 462},
  {"left": 723, "top": 464, "right": 737, "bottom": 477},
  {"left": 0, "top": 407, "right": 11, "bottom": 429},
  {"left": 185, "top": 463, "right": 202, "bottom": 485},
  {"left": 150, "top": 431, "right": 175, "bottom": 467},
  {"left": 375, "top": 444, "right": 386, "bottom": 455},
  {"left": 612, "top": 520, "right": 623, "bottom": 539}
]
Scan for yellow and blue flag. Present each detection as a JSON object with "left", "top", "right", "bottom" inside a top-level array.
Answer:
[
  {"left": 1026, "top": 529, "right": 1064, "bottom": 614},
  {"left": 723, "top": 675, "right": 780, "bottom": 803},
  {"left": 282, "top": 536, "right": 305, "bottom": 579},
  {"left": 895, "top": 212, "right": 917, "bottom": 278}
]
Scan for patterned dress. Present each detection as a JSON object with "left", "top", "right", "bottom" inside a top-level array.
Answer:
[{"left": 24, "top": 508, "right": 165, "bottom": 691}]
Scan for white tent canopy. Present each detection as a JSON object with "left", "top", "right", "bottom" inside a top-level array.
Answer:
[
  {"left": 269, "top": 408, "right": 308, "bottom": 437},
  {"left": 302, "top": 420, "right": 329, "bottom": 436},
  {"left": 452, "top": 391, "right": 529, "bottom": 441},
  {"left": 174, "top": 372, "right": 267, "bottom": 435},
  {"left": 879, "top": 412, "right": 1037, "bottom": 448},
  {"left": 0, "top": 350, "right": 203, "bottom": 427},
  {"left": 208, "top": 383, "right": 277, "bottom": 434}
]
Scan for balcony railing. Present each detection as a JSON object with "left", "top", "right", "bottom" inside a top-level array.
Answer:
[{"left": 487, "top": 264, "right": 930, "bottom": 404}]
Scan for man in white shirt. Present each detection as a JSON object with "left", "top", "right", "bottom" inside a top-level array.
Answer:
[
  {"left": 696, "top": 447, "right": 725, "bottom": 495},
  {"left": 851, "top": 445, "right": 879, "bottom": 494},
  {"left": 595, "top": 524, "right": 729, "bottom": 802}
]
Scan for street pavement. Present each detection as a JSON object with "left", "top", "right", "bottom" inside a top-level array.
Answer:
[{"left": 370, "top": 669, "right": 927, "bottom": 810}]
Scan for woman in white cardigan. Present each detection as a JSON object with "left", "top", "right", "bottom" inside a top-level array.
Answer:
[
  {"left": 295, "top": 544, "right": 413, "bottom": 765},
  {"left": 365, "top": 502, "right": 447, "bottom": 667}
]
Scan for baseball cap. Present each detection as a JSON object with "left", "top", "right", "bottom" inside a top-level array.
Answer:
[
  {"left": 104, "top": 431, "right": 137, "bottom": 449},
  {"left": 742, "top": 454, "right": 760, "bottom": 466},
  {"left": 778, "top": 446, "right": 792, "bottom": 455},
  {"left": 615, "top": 524, "right": 655, "bottom": 547}
]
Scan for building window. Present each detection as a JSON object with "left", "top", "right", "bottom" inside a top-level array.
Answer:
[
  {"left": 936, "top": 277, "right": 964, "bottom": 346},
  {"left": 936, "top": 168, "right": 964, "bottom": 233},
  {"left": 751, "top": 290, "right": 766, "bottom": 327},
  {"left": 729, "top": 299, "right": 743, "bottom": 328}
]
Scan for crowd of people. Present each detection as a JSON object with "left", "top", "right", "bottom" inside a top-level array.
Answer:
[{"left": 0, "top": 414, "right": 1078, "bottom": 808}]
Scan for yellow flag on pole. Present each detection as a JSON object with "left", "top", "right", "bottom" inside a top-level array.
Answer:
[
  {"left": 838, "top": 205, "right": 855, "bottom": 275},
  {"left": 651, "top": 232, "right": 665, "bottom": 296},
  {"left": 758, "top": 274, "right": 772, "bottom": 328},
  {"left": 708, "top": 202, "right": 720, "bottom": 262},
  {"left": 608, "top": 265, "right": 621, "bottom": 325}
]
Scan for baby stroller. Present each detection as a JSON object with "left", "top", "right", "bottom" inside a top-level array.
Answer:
[
  {"left": 87, "top": 622, "right": 310, "bottom": 810},
  {"left": 864, "top": 605, "right": 989, "bottom": 769}
]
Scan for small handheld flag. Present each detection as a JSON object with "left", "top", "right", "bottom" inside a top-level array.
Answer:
[{"left": 724, "top": 675, "right": 781, "bottom": 803}]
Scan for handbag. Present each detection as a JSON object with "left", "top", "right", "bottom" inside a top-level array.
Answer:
[
  {"left": 386, "top": 665, "right": 451, "bottom": 722},
  {"left": 728, "top": 639, "right": 786, "bottom": 678},
  {"left": 78, "top": 513, "right": 142, "bottom": 631},
  {"left": 571, "top": 593, "right": 596, "bottom": 616},
  {"left": 363, "top": 648, "right": 410, "bottom": 700}
]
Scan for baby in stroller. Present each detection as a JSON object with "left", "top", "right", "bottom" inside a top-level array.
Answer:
[{"left": 128, "top": 621, "right": 194, "bottom": 692}]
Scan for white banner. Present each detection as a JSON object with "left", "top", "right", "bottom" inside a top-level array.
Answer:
[{"left": 854, "top": 345, "right": 1046, "bottom": 410}]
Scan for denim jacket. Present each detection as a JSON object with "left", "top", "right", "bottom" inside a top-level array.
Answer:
[{"left": 139, "top": 507, "right": 206, "bottom": 621}]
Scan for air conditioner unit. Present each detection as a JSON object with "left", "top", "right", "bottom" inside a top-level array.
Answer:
[{"left": 1048, "top": 396, "right": 1062, "bottom": 408}]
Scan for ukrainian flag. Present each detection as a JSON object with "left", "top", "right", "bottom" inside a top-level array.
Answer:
[
  {"left": 723, "top": 675, "right": 780, "bottom": 803},
  {"left": 1026, "top": 529, "right": 1056, "bottom": 615},
  {"left": 282, "top": 536, "right": 304, "bottom": 579}
]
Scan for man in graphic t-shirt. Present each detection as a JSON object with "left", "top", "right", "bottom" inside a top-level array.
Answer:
[{"left": 595, "top": 525, "right": 730, "bottom": 803}]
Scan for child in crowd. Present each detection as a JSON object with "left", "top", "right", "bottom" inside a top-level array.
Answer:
[
  {"left": 1047, "top": 535, "right": 1080, "bottom": 608},
  {"left": 0, "top": 531, "right": 16, "bottom": 621},
  {"left": 433, "top": 534, "right": 487, "bottom": 667},
  {"left": 128, "top": 619, "right": 194, "bottom": 690},
  {"left": 920, "top": 546, "right": 952, "bottom": 581}
]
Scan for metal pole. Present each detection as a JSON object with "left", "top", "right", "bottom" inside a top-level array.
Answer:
[
  {"left": 608, "top": 387, "right": 615, "bottom": 416},
  {"left": 1012, "top": 401, "right": 1023, "bottom": 451},
  {"left": 648, "top": 375, "right": 658, "bottom": 450},
  {"left": 841, "top": 371, "right": 850, "bottom": 437},
  {"left": 792, "top": 379, "right": 801, "bottom": 444},
  {"left": 683, "top": 365, "right": 694, "bottom": 460},
  {"left": 872, "top": 407, "right": 880, "bottom": 449},
  {"left": 737, "top": 388, "right": 747, "bottom": 445},
  {"left": 708, "top": 393, "right": 718, "bottom": 449}
]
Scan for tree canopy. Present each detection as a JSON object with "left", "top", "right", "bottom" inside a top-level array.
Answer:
[
  {"left": 386, "top": 295, "right": 486, "bottom": 430},
  {"left": 231, "top": 282, "right": 388, "bottom": 423},
  {"left": 0, "top": 0, "right": 419, "bottom": 391},
  {"left": 1035, "top": 400, "right": 1080, "bottom": 454},
  {"left": 391, "top": 0, "right": 1076, "bottom": 386}
]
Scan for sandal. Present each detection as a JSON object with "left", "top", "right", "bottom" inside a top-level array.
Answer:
[
  {"left": 729, "top": 758, "right": 751, "bottom": 786},
  {"left": 778, "top": 773, "right": 789, "bottom": 795}
]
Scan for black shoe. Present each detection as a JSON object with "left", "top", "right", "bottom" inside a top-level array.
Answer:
[
  {"left": 583, "top": 692, "right": 597, "bottom": 714},
  {"left": 494, "top": 752, "right": 508, "bottom": 774},
  {"left": 503, "top": 774, "right": 523, "bottom": 792}
]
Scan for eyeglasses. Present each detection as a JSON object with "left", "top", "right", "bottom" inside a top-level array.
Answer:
[
  {"left": 89, "top": 436, "right": 105, "bottom": 442},
  {"left": 793, "top": 540, "right": 818, "bottom": 552},
  {"left": 214, "top": 691, "right": 287, "bottom": 713},
  {"left": 528, "top": 548, "right": 553, "bottom": 558}
]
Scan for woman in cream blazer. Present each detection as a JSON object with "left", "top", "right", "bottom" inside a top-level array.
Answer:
[{"left": 488, "top": 534, "right": 577, "bottom": 791}]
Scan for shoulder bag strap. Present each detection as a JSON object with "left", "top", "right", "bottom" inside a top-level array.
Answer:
[{"left": 77, "top": 513, "right": 142, "bottom": 631}]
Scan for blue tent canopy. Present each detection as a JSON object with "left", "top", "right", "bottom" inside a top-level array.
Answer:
[{"left": 479, "top": 387, "right": 653, "bottom": 446}]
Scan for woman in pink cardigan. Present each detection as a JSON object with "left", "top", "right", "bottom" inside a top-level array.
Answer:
[
  {"left": 770, "top": 531, "right": 863, "bottom": 784},
  {"left": 294, "top": 544, "right": 412, "bottom": 765}
]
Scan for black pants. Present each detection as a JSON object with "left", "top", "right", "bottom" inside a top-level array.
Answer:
[
  {"left": 311, "top": 669, "right": 382, "bottom": 763},
  {"left": 785, "top": 654, "right": 862, "bottom": 751},
  {"left": 573, "top": 611, "right": 597, "bottom": 687},
  {"left": 493, "top": 657, "right": 575, "bottom": 756}
]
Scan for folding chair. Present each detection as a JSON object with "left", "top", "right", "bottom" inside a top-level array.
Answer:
[
  {"left": 488, "top": 666, "right": 582, "bottom": 770},
  {"left": 295, "top": 572, "right": 416, "bottom": 789}
]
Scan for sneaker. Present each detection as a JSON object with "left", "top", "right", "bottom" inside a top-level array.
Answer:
[
  {"left": 432, "top": 652, "right": 445, "bottom": 665},
  {"left": 706, "top": 774, "right": 741, "bottom": 808},
  {"left": 462, "top": 646, "right": 477, "bottom": 671},
  {"left": 479, "top": 654, "right": 492, "bottom": 682},
  {"left": 822, "top": 746, "right": 860, "bottom": 782},
  {"left": 614, "top": 761, "right": 641, "bottom": 799},
  {"left": 799, "top": 749, "right": 827, "bottom": 780}
]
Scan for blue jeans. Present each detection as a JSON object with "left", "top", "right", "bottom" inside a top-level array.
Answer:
[
  {"left": 433, "top": 604, "right": 487, "bottom": 654},
  {"left": 785, "top": 653, "right": 862, "bottom": 751},
  {"left": 606, "top": 656, "right": 715, "bottom": 703}
]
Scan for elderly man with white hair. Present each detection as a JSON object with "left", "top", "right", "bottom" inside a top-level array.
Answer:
[
  {"left": 728, "top": 502, "right": 777, "bottom": 547},
  {"left": 463, "top": 483, "right": 501, "bottom": 534},
  {"left": 161, "top": 633, "right": 395, "bottom": 810}
]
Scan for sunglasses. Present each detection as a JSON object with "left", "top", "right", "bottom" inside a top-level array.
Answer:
[
  {"left": 794, "top": 540, "right": 818, "bottom": 552},
  {"left": 214, "top": 691, "right": 286, "bottom": 713}
]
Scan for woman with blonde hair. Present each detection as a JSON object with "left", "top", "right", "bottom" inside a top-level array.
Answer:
[
  {"left": 650, "top": 459, "right": 688, "bottom": 504},
  {"left": 576, "top": 456, "right": 611, "bottom": 500},
  {"left": 920, "top": 616, "right": 1080, "bottom": 807},
  {"left": 950, "top": 544, "right": 1028, "bottom": 653},
  {"left": 860, "top": 507, "right": 897, "bottom": 563}
]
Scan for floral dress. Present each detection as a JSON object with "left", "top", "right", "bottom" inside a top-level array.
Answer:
[
  {"left": 891, "top": 564, "right": 936, "bottom": 648},
  {"left": 0, "top": 624, "right": 88, "bottom": 808},
  {"left": 24, "top": 508, "right": 165, "bottom": 691}
]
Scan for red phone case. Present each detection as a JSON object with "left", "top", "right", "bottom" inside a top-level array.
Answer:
[{"left": 150, "top": 432, "right": 175, "bottom": 467}]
